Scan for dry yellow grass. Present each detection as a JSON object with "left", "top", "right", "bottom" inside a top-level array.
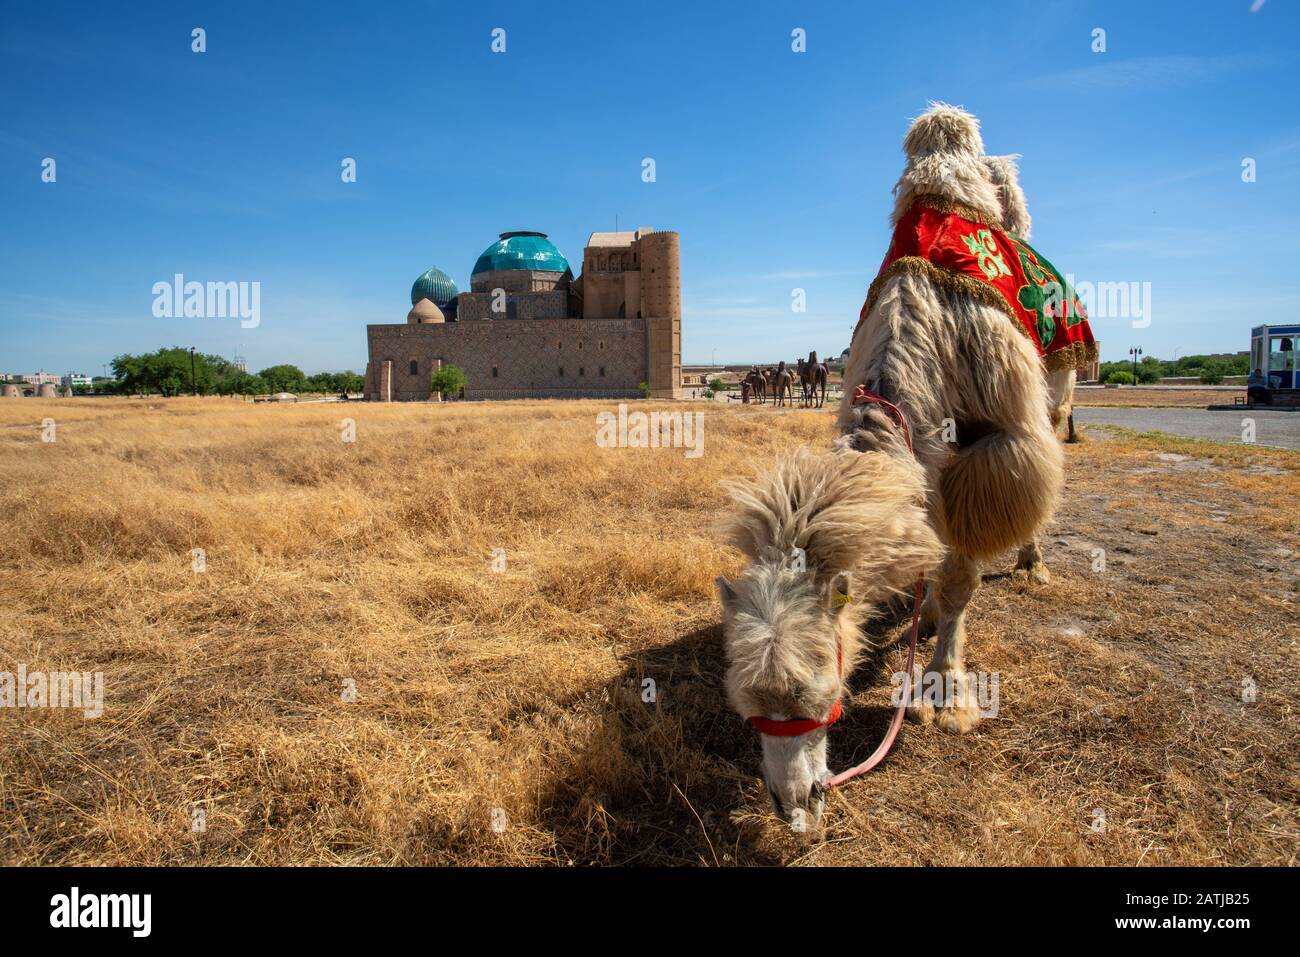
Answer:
[
  {"left": 1073, "top": 387, "right": 1235, "bottom": 408},
  {"left": 0, "top": 397, "right": 1295, "bottom": 865}
]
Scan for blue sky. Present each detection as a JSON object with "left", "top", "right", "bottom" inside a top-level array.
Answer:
[{"left": 1, "top": 0, "right": 1297, "bottom": 375}]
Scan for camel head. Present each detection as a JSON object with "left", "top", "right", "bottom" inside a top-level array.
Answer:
[
  {"left": 717, "top": 448, "right": 944, "bottom": 828},
  {"left": 891, "top": 102, "right": 1001, "bottom": 228},
  {"left": 717, "top": 562, "right": 849, "bottom": 828}
]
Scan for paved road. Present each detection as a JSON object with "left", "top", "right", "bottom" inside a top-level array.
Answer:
[{"left": 1074, "top": 407, "right": 1300, "bottom": 450}]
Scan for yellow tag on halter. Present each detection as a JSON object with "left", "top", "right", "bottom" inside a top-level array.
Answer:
[{"left": 834, "top": 591, "right": 853, "bottom": 606}]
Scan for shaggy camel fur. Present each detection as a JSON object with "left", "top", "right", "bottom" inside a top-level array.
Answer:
[
  {"left": 718, "top": 104, "right": 1064, "bottom": 825},
  {"left": 717, "top": 447, "right": 944, "bottom": 822},
  {"left": 983, "top": 153, "right": 1077, "bottom": 585}
]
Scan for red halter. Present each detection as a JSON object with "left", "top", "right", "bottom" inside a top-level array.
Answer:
[
  {"left": 745, "top": 383, "right": 926, "bottom": 787},
  {"left": 746, "top": 643, "right": 845, "bottom": 737}
]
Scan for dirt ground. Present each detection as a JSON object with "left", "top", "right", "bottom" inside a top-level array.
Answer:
[
  {"left": 0, "top": 398, "right": 1295, "bottom": 865},
  {"left": 1072, "top": 387, "right": 1236, "bottom": 408}
]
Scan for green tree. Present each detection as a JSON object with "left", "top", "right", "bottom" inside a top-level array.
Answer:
[
  {"left": 257, "top": 364, "right": 306, "bottom": 393},
  {"left": 430, "top": 364, "right": 466, "bottom": 398},
  {"left": 111, "top": 347, "right": 200, "bottom": 396},
  {"left": 102, "top": 352, "right": 368, "bottom": 398},
  {"left": 301, "top": 370, "right": 364, "bottom": 394},
  {"left": 1197, "top": 359, "right": 1226, "bottom": 384},
  {"left": 1135, "top": 356, "right": 1161, "bottom": 384},
  {"left": 110, "top": 353, "right": 147, "bottom": 395},
  {"left": 237, "top": 374, "right": 269, "bottom": 395},
  {"left": 1104, "top": 370, "right": 1135, "bottom": 385},
  {"left": 638, "top": 381, "right": 651, "bottom": 399}
]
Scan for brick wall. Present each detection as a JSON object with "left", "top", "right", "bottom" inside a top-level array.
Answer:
[
  {"left": 366, "top": 318, "right": 648, "bottom": 400},
  {"left": 456, "top": 290, "right": 569, "bottom": 322}
]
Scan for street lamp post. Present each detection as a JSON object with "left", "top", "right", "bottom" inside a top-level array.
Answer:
[{"left": 1129, "top": 346, "right": 1143, "bottom": 382}]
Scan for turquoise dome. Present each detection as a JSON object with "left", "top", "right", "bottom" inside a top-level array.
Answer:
[
  {"left": 411, "top": 266, "right": 459, "bottom": 307},
  {"left": 472, "top": 231, "right": 570, "bottom": 276}
]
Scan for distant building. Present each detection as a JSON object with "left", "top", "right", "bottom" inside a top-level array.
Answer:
[
  {"left": 365, "top": 227, "right": 682, "bottom": 401},
  {"left": 62, "top": 373, "right": 93, "bottom": 388},
  {"left": 22, "top": 371, "right": 60, "bottom": 385}
]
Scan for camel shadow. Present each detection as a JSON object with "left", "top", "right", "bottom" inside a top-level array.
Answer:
[{"left": 533, "top": 605, "right": 917, "bottom": 865}]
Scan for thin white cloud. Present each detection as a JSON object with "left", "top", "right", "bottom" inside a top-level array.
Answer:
[{"left": 1027, "top": 53, "right": 1278, "bottom": 92}]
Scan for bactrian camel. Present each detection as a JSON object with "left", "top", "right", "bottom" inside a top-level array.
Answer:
[{"left": 717, "top": 104, "right": 1096, "bottom": 825}]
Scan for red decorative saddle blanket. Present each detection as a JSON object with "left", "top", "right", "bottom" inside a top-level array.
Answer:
[{"left": 859, "top": 197, "right": 1098, "bottom": 371}]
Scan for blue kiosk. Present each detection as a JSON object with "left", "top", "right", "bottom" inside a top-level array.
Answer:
[{"left": 1250, "top": 324, "right": 1299, "bottom": 390}]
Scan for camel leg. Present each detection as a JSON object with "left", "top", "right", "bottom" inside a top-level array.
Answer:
[
  {"left": 1014, "top": 537, "right": 1050, "bottom": 585},
  {"left": 919, "top": 577, "right": 940, "bottom": 637},
  {"left": 907, "top": 552, "right": 983, "bottom": 734},
  {"left": 1066, "top": 412, "right": 1078, "bottom": 443}
]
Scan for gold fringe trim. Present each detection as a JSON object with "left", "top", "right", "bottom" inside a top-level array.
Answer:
[
  {"left": 859, "top": 256, "right": 1015, "bottom": 335},
  {"left": 1043, "top": 339, "right": 1099, "bottom": 372},
  {"left": 858, "top": 257, "right": 1100, "bottom": 372},
  {"left": 909, "top": 193, "right": 1001, "bottom": 229}
]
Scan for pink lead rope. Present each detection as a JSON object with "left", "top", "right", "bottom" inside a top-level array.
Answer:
[
  {"left": 824, "top": 384, "right": 925, "bottom": 787},
  {"left": 823, "top": 569, "right": 924, "bottom": 788}
]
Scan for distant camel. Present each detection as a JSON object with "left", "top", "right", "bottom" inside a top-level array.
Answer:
[
  {"left": 797, "top": 351, "right": 829, "bottom": 408},
  {"left": 769, "top": 362, "right": 794, "bottom": 407}
]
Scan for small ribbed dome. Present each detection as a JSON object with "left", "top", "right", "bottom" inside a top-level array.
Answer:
[
  {"left": 407, "top": 298, "right": 445, "bottom": 325},
  {"left": 410, "top": 266, "right": 459, "bottom": 307},
  {"left": 472, "top": 231, "right": 570, "bottom": 276}
]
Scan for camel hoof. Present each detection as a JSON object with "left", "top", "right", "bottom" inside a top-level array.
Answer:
[
  {"left": 1014, "top": 561, "right": 1051, "bottom": 586},
  {"left": 904, "top": 664, "right": 934, "bottom": 725},
  {"left": 910, "top": 667, "right": 982, "bottom": 734},
  {"left": 934, "top": 699, "right": 982, "bottom": 735}
]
